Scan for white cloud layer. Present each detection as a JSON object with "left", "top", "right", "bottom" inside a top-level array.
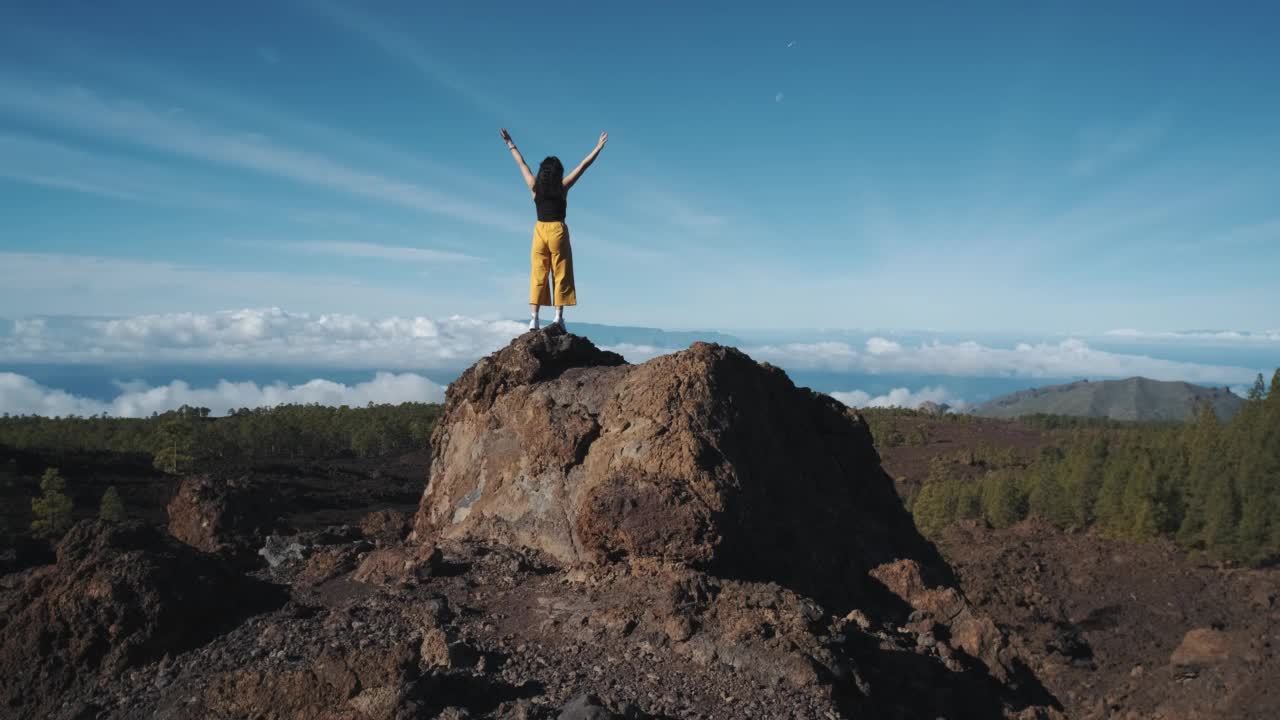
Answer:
[
  {"left": 1104, "top": 328, "right": 1280, "bottom": 342},
  {"left": 749, "top": 337, "right": 1260, "bottom": 385},
  {"left": 829, "top": 386, "right": 969, "bottom": 411},
  {"left": 2, "top": 308, "right": 525, "bottom": 369},
  {"left": 1, "top": 310, "right": 1266, "bottom": 387},
  {"left": 0, "top": 371, "right": 444, "bottom": 418}
]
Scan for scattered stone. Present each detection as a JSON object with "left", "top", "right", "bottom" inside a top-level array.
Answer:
[
  {"left": 259, "top": 534, "right": 309, "bottom": 568},
  {"left": 558, "top": 693, "right": 620, "bottom": 720},
  {"left": 353, "top": 543, "right": 443, "bottom": 586}
]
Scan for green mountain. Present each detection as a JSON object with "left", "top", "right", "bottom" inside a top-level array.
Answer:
[{"left": 975, "top": 377, "right": 1244, "bottom": 421}]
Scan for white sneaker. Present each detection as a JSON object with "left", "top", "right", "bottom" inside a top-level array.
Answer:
[{"left": 529, "top": 317, "right": 540, "bottom": 331}]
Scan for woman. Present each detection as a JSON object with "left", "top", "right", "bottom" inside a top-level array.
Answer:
[{"left": 501, "top": 128, "right": 607, "bottom": 330}]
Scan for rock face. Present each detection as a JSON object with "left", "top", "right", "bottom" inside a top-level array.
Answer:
[
  {"left": 167, "top": 473, "right": 279, "bottom": 563},
  {"left": 0, "top": 521, "right": 282, "bottom": 716},
  {"left": 415, "top": 326, "right": 944, "bottom": 611}
]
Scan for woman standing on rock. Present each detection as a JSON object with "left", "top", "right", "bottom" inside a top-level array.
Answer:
[{"left": 500, "top": 128, "right": 607, "bottom": 331}]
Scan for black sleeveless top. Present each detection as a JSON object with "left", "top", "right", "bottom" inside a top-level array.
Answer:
[{"left": 534, "top": 189, "right": 567, "bottom": 222}]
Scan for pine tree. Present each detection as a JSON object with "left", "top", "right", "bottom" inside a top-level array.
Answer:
[
  {"left": 982, "top": 472, "right": 1028, "bottom": 528},
  {"left": 1093, "top": 436, "right": 1133, "bottom": 531},
  {"left": 1234, "top": 369, "right": 1280, "bottom": 561},
  {"left": 1247, "top": 373, "right": 1266, "bottom": 401},
  {"left": 1177, "top": 401, "right": 1223, "bottom": 546},
  {"left": 1202, "top": 468, "right": 1241, "bottom": 558},
  {"left": 99, "top": 486, "right": 126, "bottom": 522},
  {"left": 1028, "top": 460, "right": 1074, "bottom": 528},
  {"left": 911, "top": 480, "right": 953, "bottom": 537},
  {"left": 31, "top": 468, "right": 73, "bottom": 539},
  {"left": 1120, "top": 449, "right": 1170, "bottom": 538},
  {"left": 153, "top": 418, "right": 194, "bottom": 474}
]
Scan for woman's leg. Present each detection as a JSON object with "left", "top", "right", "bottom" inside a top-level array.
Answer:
[
  {"left": 530, "top": 224, "right": 553, "bottom": 329},
  {"left": 548, "top": 223, "right": 577, "bottom": 311}
]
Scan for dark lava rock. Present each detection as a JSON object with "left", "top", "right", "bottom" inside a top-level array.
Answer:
[
  {"left": 167, "top": 473, "right": 280, "bottom": 564},
  {"left": 0, "top": 520, "right": 283, "bottom": 717}
]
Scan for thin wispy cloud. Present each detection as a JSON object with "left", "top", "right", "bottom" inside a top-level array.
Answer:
[
  {"left": 0, "top": 253, "right": 477, "bottom": 317},
  {"left": 0, "top": 132, "right": 243, "bottom": 208},
  {"left": 622, "top": 189, "right": 729, "bottom": 235},
  {"left": 1200, "top": 219, "right": 1280, "bottom": 249},
  {"left": 1104, "top": 328, "right": 1280, "bottom": 343},
  {"left": 1071, "top": 111, "right": 1170, "bottom": 177},
  {"left": 289, "top": 241, "right": 484, "bottom": 264},
  {"left": 78, "top": 52, "right": 513, "bottom": 202},
  {"left": 307, "top": 0, "right": 512, "bottom": 117},
  {"left": 0, "top": 75, "right": 525, "bottom": 232}
]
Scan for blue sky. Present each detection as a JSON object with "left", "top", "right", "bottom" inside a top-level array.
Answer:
[
  {"left": 1, "top": 3, "right": 1279, "bottom": 416},
  {"left": 1, "top": 0, "right": 1276, "bottom": 331}
]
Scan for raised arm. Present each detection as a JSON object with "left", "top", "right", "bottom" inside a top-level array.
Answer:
[
  {"left": 563, "top": 132, "right": 608, "bottom": 190},
  {"left": 500, "top": 128, "right": 535, "bottom": 191}
]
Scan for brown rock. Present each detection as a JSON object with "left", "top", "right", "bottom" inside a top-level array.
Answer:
[
  {"left": 871, "top": 558, "right": 1019, "bottom": 682},
  {"left": 418, "top": 626, "right": 475, "bottom": 671},
  {"left": 203, "top": 642, "right": 419, "bottom": 719},
  {"left": 665, "top": 614, "right": 694, "bottom": 643},
  {"left": 352, "top": 543, "right": 443, "bottom": 587},
  {"left": 360, "top": 509, "right": 411, "bottom": 546},
  {"left": 414, "top": 327, "right": 942, "bottom": 610},
  {"left": 166, "top": 473, "right": 278, "bottom": 563},
  {"left": 297, "top": 546, "right": 360, "bottom": 586},
  {"left": 1170, "top": 628, "right": 1233, "bottom": 667}
]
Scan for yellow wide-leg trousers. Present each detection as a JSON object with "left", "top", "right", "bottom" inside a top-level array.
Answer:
[{"left": 530, "top": 221, "right": 577, "bottom": 306}]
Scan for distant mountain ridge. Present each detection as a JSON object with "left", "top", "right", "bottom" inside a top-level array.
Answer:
[{"left": 974, "top": 376, "right": 1244, "bottom": 421}]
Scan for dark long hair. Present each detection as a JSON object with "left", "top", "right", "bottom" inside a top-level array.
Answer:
[{"left": 535, "top": 156, "right": 565, "bottom": 200}]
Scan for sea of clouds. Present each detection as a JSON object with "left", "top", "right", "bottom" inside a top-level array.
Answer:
[
  {"left": 1, "top": 308, "right": 1273, "bottom": 417},
  {"left": 0, "top": 371, "right": 446, "bottom": 418}
]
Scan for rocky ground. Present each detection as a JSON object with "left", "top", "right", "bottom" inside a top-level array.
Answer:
[
  {"left": 875, "top": 416, "right": 1280, "bottom": 719},
  {"left": 1, "top": 328, "right": 1276, "bottom": 719},
  {"left": 937, "top": 519, "right": 1280, "bottom": 719}
]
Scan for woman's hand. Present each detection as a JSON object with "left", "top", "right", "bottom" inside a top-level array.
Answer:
[
  {"left": 596, "top": 131, "right": 608, "bottom": 150},
  {"left": 500, "top": 128, "right": 514, "bottom": 147}
]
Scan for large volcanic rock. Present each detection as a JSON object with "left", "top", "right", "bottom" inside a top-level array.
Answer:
[
  {"left": 415, "top": 327, "right": 945, "bottom": 610},
  {"left": 0, "top": 521, "right": 282, "bottom": 716},
  {"left": 167, "top": 472, "right": 280, "bottom": 564}
]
